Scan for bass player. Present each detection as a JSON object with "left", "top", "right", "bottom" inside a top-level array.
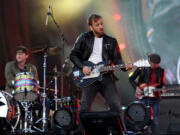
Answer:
[{"left": 129, "top": 53, "right": 165, "bottom": 135}]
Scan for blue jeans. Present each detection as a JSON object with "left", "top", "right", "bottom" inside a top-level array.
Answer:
[{"left": 140, "top": 98, "right": 160, "bottom": 135}]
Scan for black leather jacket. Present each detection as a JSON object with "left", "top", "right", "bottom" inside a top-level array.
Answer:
[
  {"left": 70, "top": 31, "right": 125, "bottom": 69},
  {"left": 129, "top": 67, "right": 165, "bottom": 89}
]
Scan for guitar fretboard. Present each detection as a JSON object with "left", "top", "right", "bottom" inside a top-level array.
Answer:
[{"left": 99, "top": 64, "right": 125, "bottom": 72}]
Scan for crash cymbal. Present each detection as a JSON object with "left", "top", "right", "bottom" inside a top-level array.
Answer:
[{"left": 31, "top": 46, "right": 61, "bottom": 56}]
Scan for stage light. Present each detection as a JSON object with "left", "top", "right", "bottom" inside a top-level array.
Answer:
[
  {"left": 52, "top": 108, "right": 75, "bottom": 132},
  {"left": 113, "top": 14, "right": 121, "bottom": 21},
  {"left": 124, "top": 101, "right": 152, "bottom": 132},
  {"left": 119, "top": 43, "right": 126, "bottom": 50}
]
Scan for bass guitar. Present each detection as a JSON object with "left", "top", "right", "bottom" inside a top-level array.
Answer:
[{"left": 136, "top": 83, "right": 180, "bottom": 99}]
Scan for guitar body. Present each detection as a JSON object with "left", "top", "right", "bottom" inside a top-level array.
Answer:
[
  {"left": 73, "top": 61, "right": 107, "bottom": 87},
  {"left": 136, "top": 83, "right": 159, "bottom": 100}
]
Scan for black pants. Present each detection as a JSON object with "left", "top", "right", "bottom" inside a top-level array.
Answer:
[{"left": 80, "top": 74, "right": 121, "bottom": 112}]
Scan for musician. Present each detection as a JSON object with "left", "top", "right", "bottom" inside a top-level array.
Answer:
[
  {"left": 5, "top": 45, "right": 37, "bottom": 93},
  {"left": 70, "top": 14, "right": 131, "bottom": 134},
  {"left": 5, "top": 45, "right": 50, "bottom": 129},
  {"left": 129, "top": 53, "right": 165, "bottom": 135}
]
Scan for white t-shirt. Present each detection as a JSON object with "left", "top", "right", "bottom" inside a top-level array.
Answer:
[{"left": 88, "top": 37, "right": 103, "bottom": 64}]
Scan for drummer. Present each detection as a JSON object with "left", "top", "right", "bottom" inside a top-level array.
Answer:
[
  {"left": 4, "top": 45, "right": 50, "bottom": 129},
  {"left": 5, "top": 45, "right": 37, "bottom": 93}
]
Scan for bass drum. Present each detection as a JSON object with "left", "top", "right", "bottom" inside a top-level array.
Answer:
[
  {"left": 0, "top": 91, "right": 21, "bottom": 131},
  {"left": 124, "top": 101, "right": 152, "bottom": 132}
]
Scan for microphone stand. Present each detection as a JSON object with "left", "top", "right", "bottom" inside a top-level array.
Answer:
[{"left": 48, "top": 8, "right": 69, "bottom": 100}]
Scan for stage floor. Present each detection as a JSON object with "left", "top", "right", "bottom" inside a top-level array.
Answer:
[{"left": 7, "top": 130, "right": 180, "bottom": 135}]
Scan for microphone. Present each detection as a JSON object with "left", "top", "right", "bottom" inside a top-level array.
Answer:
[{"left": 45, "top": 6, "right": 51, "bottom": 26}]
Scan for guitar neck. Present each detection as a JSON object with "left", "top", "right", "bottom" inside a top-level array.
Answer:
[{"left": 99, "top": 64, "right": 125, "bottom": 72}]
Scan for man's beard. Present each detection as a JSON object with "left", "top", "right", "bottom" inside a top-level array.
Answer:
[{"left": 94, "top": 30, "right": 104, "bottom": 37}]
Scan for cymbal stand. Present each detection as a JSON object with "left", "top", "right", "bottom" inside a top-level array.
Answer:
[
  {"left": 42, "top": 52, "right": 47, "bottom": 131},
  {"left": 32, "top": 53, "right": 48, "bottom": 132},
  {"left": 53, "top": 65, "right": 58, "bottom": 110}
]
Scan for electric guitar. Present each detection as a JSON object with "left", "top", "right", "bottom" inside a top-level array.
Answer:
[
  {"left": 73, "top": 59, "right": 150, "bottom": 88},
  {"left": 136, "top": 83, "right": 180, "bottom": 99}
]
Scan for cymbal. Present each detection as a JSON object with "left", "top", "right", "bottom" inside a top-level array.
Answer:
[{"left": 31, "top": 46, "right": 61, "bottom": 56}]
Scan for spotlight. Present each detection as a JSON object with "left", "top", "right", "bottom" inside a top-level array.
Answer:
[
  {"left": 52, "top": 108, "right": 75, "bottom": 132},
  {"left": 124, "top": 101, "right": 152, "bottom": 132}
]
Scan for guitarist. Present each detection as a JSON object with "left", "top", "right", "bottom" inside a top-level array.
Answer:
[
  {"left": 129, "top": 53, "right": 165, "bottom": 135},
  {"left": 70, "top": 14, "right": 132, "bottom": 134}
]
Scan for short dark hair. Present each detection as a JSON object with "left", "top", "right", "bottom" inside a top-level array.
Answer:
[
  {"left": 87, "top": 14, "right": 102, "bottom": 26},
  {"left": 148, "top": 53, "right": 161, "bottom": 64},
  {"left": 16, "top": 45, "right": 29, "bottom": 54}
]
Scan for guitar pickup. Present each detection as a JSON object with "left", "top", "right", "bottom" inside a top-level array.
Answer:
[{"left": 73, "top": 71, "right": 80, "bottom": 77}]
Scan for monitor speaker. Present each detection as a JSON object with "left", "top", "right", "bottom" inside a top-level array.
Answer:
[
  {"left": 79, "top": 111, "right": 125, "bottom": 135},
  {"left": 159, "top": 97, "right": 180, "bottom": 134}
]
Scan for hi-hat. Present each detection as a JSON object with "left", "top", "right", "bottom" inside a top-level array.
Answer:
[{"left": 31, "top": 46, "right": 61, "bottom": 56}]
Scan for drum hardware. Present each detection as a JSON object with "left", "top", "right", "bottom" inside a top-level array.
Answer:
[
  {"left": 23, "top": 51, "right": 49, "bottom": 132},
  {"left": 39, "top": 49, "right": 57, "bottom": 132},
  {"left": 54, "top": 65, "right": 58, "bottom": 111},
  {"left": 42, "top": 52, "right": 48, "bottom": 132},
  {"left": 0, "top": 91, "right": 21, "bottom": 132},
  {"left": 20, "top": 101, "right": 35, "bottom": 133}
]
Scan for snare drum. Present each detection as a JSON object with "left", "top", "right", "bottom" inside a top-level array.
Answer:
[
  {"left": 14, "top": 72, "right": 38, "bottom": 101},
  {"left": 0, "top": 91, "right": 20, "bottom": 130}
]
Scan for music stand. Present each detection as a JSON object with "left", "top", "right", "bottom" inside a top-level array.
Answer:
[{"left": 79, "top": 111, "right": 125, "bottom": 135}]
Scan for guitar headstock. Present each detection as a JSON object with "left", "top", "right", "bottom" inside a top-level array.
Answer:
[{"left": 133, "top": 59, "right": 150, "bottom": 68}]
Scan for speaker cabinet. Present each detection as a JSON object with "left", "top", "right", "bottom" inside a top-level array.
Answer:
[
  {"left": 159, "top": 97, "right": 180, "bottom": 134},
  {"left": 79, "top": 111, "right": 124, "bottom": 135}
]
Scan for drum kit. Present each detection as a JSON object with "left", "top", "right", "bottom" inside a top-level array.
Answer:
[{"left": 0, "top": 46, "right": 79, "bottom": 134}]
